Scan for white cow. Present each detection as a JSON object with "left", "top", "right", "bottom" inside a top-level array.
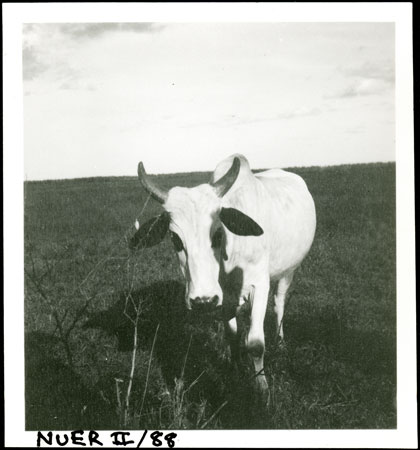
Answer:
[{"left": 133, "top": 154, "right": 316, "bottom": 400}]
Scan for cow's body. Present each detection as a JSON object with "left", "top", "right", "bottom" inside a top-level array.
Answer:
[
  {"left": 215, "top": 154, "right": 316, "bottom": 288},
  {"left": 134, "top": 154, "right": 316, "bottom": 402}
]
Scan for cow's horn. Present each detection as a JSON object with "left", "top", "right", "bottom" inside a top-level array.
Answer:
[
  {"left": 137, "top": 162, "right": 168, "bottom": 204},
  {"left": 211, "top": 156, "right": 241, "bottom": 197}
]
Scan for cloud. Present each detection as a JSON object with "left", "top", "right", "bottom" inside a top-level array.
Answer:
[
  {"left": 22, "top": 23, "right": 165, "bottom": 83},
  {"left": 22, "top": 46, "right": 48, "bottom": 80},
  {"left": 276, "top": 106, "right": 321, "bottom": 120},
  {"left": 57, "top": 22, "right": 163, "bottom": 40},
  {"left": 59, "top": 79, "right": 96, "bottom": 92},
  {"left": 328, "top": 78, "right": 391, "bottom": 99},
  {"left": 339, "top": 60, "right": 394, "bottom": 83},
  {"left": 237, "top": 106, "right": 321, "bottom": 125},
  {"left": 182, "top": 107, "right": 321, "bottom": 129},
  {"left": 325, "top": 60, "right": 395, "bottom": 100},
  {"left": 345, "top": 124, "right": 365, "bottom": 135}
]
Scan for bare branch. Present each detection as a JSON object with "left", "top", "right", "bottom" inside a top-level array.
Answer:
[
  {"left": 200, "top": 401, "right": 228, "bottom": 429},
  {"left": 138, "top": 323, "right": 160, "bottom": 421}
]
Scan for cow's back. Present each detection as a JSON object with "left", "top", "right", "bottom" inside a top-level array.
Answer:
[{"left": 256, "top": 168, "right": 316, "bottom": 279}]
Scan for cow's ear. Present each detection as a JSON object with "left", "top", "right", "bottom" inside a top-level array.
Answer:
[
  {"left": 220, "top": 207, "right": 263, "bottom": 236},
  {"left": 129, "top": 212, "right": 170, "bottom": 249}
]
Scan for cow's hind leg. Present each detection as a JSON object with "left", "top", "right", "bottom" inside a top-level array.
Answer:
[{"left": 274, "top": 271, "right": 294, "bottom": 340}]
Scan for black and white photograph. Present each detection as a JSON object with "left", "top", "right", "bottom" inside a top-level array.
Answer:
[{"left": 4, "top": 3, "right": 416, "bottom": 448}]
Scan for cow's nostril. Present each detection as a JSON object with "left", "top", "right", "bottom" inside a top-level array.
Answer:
[
  {"left": 211, "top": 295, "right": 219, "bottom": 306},
  {"left": 191, "top": 297, "right": 205, "bottom": 306},
  {"left": 190, "top": 296, "right": 219, "bottom": 309}
]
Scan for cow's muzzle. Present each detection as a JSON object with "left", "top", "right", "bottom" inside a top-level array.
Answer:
[{"left": 190, "top": 295, "right": 220, "bottom": 312}]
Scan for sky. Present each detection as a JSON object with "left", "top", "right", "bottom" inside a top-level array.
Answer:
[{"left": 22, "top": 22, "right": 395, "bottom": 180}]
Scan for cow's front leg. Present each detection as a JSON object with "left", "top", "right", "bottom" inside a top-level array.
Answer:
[
  {"left": 224, "top": 300, "right": 248, "bottom": 371},
  {"left": 225, "top": 316, "right": 240, "bottom": 369},
  {"left": 245, "top": 280, "right": 270, "bottom": 404}
]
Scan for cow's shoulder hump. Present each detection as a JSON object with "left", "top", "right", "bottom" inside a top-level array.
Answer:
[
  {"left": 256, "top": 168, "right": 308, "bottom": 189},
  {"left": 211, "top": 154, "right": 253, "bottom": 185}
]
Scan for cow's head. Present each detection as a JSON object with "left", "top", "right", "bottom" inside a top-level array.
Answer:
[{"left": 130, "top": 157, "right": 263, "bottom": 311}]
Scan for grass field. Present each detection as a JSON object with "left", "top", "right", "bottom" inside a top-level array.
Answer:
[{"left": 24, "top": 162, "right": 396, "bottom": 430}]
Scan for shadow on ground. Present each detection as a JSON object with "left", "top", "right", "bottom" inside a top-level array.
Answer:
[
  {"left": 25, "top": 331, "right": 117, "bottom": 430},
  {"left": 77, "top": 281, "right": 396, "bottom": 429},
  {"left": 84, "top": 280, "right": 271, "bottom": 428}
]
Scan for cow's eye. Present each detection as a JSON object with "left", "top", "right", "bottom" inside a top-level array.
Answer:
[
  {"left": 170, "top": 231, "right": 184, "bottom": 252},
  {"left": 211, "top": 228, "right": 223, "bottom": 248}
]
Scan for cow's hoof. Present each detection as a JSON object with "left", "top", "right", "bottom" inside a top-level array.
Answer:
[{"left": 254, "top": 387, "right": 270, "bottom": 409}]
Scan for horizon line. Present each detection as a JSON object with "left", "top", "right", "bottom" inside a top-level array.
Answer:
[{"left": 24, "top": 160, "right": 396, "bottom": 183}]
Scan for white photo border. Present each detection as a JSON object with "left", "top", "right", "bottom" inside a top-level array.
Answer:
[{"left": 3, "top": 2, "right": 416, "bottom": 448}]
